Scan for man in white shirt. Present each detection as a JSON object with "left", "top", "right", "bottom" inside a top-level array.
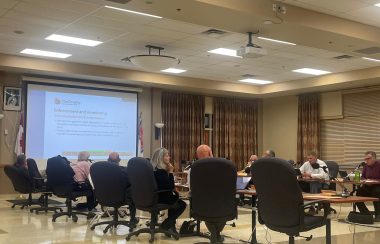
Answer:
[{"left": 299, "top": 151, "right": 329, "bottom": 193}]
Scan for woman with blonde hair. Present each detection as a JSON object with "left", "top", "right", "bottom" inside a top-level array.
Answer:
[{"left": 151, "top": 148, "right": 186, "bottom": 235}]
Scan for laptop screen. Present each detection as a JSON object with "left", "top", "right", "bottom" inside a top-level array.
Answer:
[{"left": 236, "top": 176, "right": 252, "bottom": 190}]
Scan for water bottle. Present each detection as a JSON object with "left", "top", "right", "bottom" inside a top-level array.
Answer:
[{"left": 354, "top": 170, "right": 361, "bottom": 182}]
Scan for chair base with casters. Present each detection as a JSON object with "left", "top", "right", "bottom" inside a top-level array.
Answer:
[
  {"left": 90, "top": 206, "right": 135, "bottom": 233},
  {"left": 11, "top": 193, "right": 42, "bottom": 209},
  {"left": 30, "top": 193, "right": 63, "bottom": 214},
  {"left": 273, "top": 200, "right": 331, "bottom": 244},
  {"left": 52, "top": 198, "right": 90, "bottom": 222},
  {"left": 126, "top": 209, "right": 179, "bottom": 243}
]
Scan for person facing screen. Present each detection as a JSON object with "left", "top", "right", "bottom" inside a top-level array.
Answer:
[
  {"left": 70, "top": 151, "right": 97, "bottom": 211},
  {"left": 151, "top": 148, "right": 186, "bottom": 235},
  {"left": 104, "top": 152, "right": 138, "bottom": 225}
]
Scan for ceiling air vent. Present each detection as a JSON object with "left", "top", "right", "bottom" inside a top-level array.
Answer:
[
  {"left": 333, "top": 55, "right": 354, "bottom": 60},
  {"left": 353, "top": 46, "right": 380, "bottom": 55},
  {"left": 202, "top": 29, "right": 228, "bottom": 38},
  {"left": 105, "top": 0, "right": 132, "bottom": 4},
  {"left": 242, "top": 74, "right": 257, "bottom": 78}
]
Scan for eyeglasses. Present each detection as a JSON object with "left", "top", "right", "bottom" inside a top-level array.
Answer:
[{"left": 364, "top": 157, "right": 372, "bottom": 161}]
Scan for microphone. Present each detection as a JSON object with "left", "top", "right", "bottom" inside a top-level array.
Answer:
[
  {"left": 321, "top": 166, "right": 328, "bottom": 173},
  {"left": 184, "top": 161, "right": 192, "bottom": 170},
  {"left": 354, "top": 161, "right": 365, "bottom": 171}
]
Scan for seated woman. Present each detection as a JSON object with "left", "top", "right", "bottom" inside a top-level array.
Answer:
[{"left": 151, "top": 148, "right": 187, "bottom": 234}]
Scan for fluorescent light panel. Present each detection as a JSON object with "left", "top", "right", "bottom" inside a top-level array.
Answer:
[
  {"left": 293, "top": 68, "right": 331, "bottom": 75},
  {"left": 375, "top": 3, "right": 380, "bottom": 7},
  {"left": 208, "top": 48, "right": 240, "bottom": 57},
  {"left": 161, "top": 68, "right": 187, "bottom": 73},
  {"left": 20, "top": 48, "right": 71, "bottom": 59},
  {"left": 362, "top": 57, "right": 380, "bottom": 62},
  {"left": 46, "top": 34, "right": 103, "bottom": 47},
  {"left": 104, "top": 5, "right": 162, "bottom": 18},
  {"left": 239, "top": 78, "right": 273, "bottom": 85},
  {"left": 258, "top": 37, "right": 296, "bottom": 45}
]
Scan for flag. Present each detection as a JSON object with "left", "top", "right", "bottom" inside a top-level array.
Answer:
[
  {"left": 14, "top": 113, "right": 24, "bottom": 155},
  {"left": 138, "top": 112, "right": 144, "bottom": 157}
]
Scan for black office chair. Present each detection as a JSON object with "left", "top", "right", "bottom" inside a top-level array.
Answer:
[
  {"left": 46, "top": 155, "right": 92, "bottom": 222},
  {"left": 26, "top": 158, "right": 62, "bottom": 214},
  {"left": 90, "top": 161, "right": 136, "bottom": 233},
  {"left": 252, "top": 157, "right": 331, "bottom": 244},
  {"left": 4, "top": 165, "right": 42, "bottom": 209},
  {"left": 125, "top": 157, "right": 179, "bottom": 243},
  {"left": 190, "top": 157, "right": 237, "bottom": 243},
  {"left": 325, "top": 161, "right": 339, "bottom": 190},
  {"left": 325, "top": 161, "right": 339, "bottom": 213}
]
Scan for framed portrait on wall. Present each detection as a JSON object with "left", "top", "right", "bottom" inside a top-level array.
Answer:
[{"left": 3, "top": 86, "right": 21, "bottom": 111}]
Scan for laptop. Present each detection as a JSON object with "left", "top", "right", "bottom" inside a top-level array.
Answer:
[
  {"left": 236, "top": 176, "right": 252, "bottom": 190},
  {"left": 339, "top": 170, "right": 348, "bottom": 178}
]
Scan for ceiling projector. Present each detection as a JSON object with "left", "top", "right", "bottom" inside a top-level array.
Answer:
[{"left": 237, "top": 32, "right": 267, "bottom": 58}]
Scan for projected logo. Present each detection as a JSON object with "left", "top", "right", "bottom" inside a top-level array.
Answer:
[{"left": 54, "top": 97, "right": 80, "bottom": 106}]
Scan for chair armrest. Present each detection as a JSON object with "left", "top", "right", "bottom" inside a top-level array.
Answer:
[
  {"left": 303, "top": 200, "right": 325, "bottom": 208},
  {"left": 154, "top": 189, "right": 179, "bottom": 198},
  {"left": 299, "top": 200, "right": 330, "bottom": 229}
]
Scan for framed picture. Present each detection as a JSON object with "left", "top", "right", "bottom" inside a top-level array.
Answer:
[{"left": 3, "top": 86, "right": 22, "bottom": 111}]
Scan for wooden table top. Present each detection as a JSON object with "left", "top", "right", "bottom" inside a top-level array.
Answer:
[{"left": 302, "top": 193, "right": 378, "bottom": 203}]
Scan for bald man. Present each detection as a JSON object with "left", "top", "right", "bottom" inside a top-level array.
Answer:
[
  {"left": 196, "top": 144, "right": 213, "bottom": 159},
  {"left": 108, "top": 152, "right": 121, "bottom": 165},
  {"left": 107, "top": 152, "right": 138, "bottom": 225}
]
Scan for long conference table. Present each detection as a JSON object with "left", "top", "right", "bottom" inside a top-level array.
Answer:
[
  {"left": 176, "top": 176, "right": 380, "bottom": 244},
  {"left": 237, "top": 189, "right": 378, "bottom": 244}
]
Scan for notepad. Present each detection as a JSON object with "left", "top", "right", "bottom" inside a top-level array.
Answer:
[{"left": 236, "top": 176, "right": 251, "bottom": 190}]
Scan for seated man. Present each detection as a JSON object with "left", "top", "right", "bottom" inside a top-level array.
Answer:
[
  {"left": 262, "top": 149, "right": 276, "bottom": 158},
  {"left": 191, "top": 145, "right": 224, "bottom": 243},
  {"left": 299, "top": 151, "right": 329, "bottom": 193},
  {"left": 107, "top": 152, "right": 138, "bottom": 224},
  {"left": 356, "top": 151, "right": 380, "bottom": 222},
  {"left": 242, "top": 154, "right": 258, "bottom": 174},
  {"left": 71, "top": 151, "right": 97, "bottom": 211}
]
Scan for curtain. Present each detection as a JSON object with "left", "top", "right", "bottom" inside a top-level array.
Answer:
[
  {"left": 212, "top": 97, "right": 258, "bottom": 169},
  {"left": 297, "top": 93, "right": 320, "bottom": 162},
  {"left": 162, "top": 92, "right": 204, "bottom": 170}
]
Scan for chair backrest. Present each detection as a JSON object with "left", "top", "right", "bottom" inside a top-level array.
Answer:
[
  {"left": 46, "top": 156, "right": 75, "bottom": 197},
  {"left": 252, "top": 158, "right": 304, "bottom": 232},
  {"left": 27, "top": 158, "right": 42, "bottom": 179},
  {"left": 126, "top": 157, "right": 158, "bottom": 210},
  {"left": 4, "top": 165, "right": 32, "bottom": 193},
  {"left": 325, "top": 161, "right": 339, "bottom": 190},
  {"left": 90, "top": 161, "right": 129, "bottom": 206},
  {"left": 190, "top": 157, "right": 237, "bottom": 222}
]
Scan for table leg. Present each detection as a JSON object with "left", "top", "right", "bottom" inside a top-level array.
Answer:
[
  {"left": 251, "top": 195, "right": 257, "bottom": 244},
  {"left": 326, "top": 218, "right": 331, "bottom": 244}
]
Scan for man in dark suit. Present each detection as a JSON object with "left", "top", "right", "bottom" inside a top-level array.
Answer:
[{"left": 107, "top": 152, "right": 138, "bottom": 225}]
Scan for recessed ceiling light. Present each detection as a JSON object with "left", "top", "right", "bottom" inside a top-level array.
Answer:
[
  {"left": 239, "top": 78, "right": 273, "bottom": 85},
  {"left": 161, "top": 68, "right": 187, "bottom": 73},
  {"left": 104, "top": 5, "right": 162, "bottom": 18},
  {"left": 45, "top": 34, "right": 103, "bottom": 47},
  {"left": 374, "top": 3, "right": 380, "bottom": 7},
  {"left": 362, "top": 57, "right": 380, "bottom": 62},
  {"left": 258, "top": 37, "right": 296, "bottom": 45},
  {"left": 20, "top": 48, "right": 71, "bottom": 59},
  {"left": 293, "top": 68, "right": 331, "bottom": 75},
  {"left": 208, "top": 48, "right": 241, "bottom": 57}
]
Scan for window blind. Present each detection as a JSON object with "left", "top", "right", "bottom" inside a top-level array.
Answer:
[{"left": 320, "top": 90, "right": 380, "bottom": 164}]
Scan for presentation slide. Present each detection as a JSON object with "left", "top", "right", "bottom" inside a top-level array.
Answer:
[{"left": 26, "top": 83, "right": 138, "bottom": 169}]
